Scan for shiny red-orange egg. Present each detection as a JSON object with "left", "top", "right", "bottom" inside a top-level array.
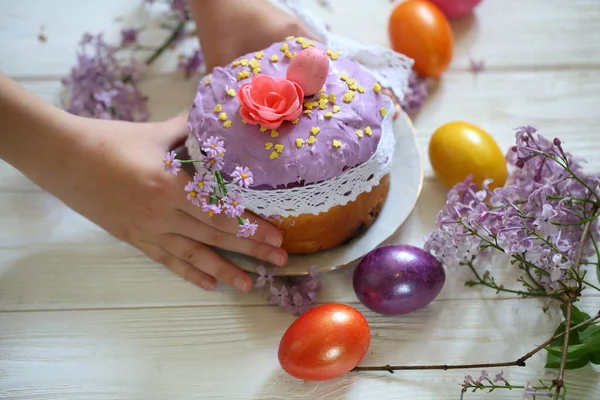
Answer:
[{"left": 277, "top": 303, "right": 371, "bottom": 381}]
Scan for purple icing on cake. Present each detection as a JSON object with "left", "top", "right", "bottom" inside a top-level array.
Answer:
[{"left": 187, "top": 37, "right": 390, "bottom": 189}]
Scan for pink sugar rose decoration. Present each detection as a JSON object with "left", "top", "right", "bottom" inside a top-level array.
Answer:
[{"left": 237, "top": 75, "right": 304, "bottom": 129}]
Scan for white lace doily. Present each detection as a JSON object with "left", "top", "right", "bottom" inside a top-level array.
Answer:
[
  {"left": 277, "top": 0, "right": 414, "bottom": 103},
  {"left": 186, "top": 0, "right": 412, "bottom": 218}
]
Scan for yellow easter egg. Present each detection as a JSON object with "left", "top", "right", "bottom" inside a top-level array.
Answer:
[{"left": 428, "top": 121, "right": 507, "bottom": 190}]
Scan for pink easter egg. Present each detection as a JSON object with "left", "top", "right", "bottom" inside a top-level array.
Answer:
[
  {"left": 286, "top": 48, "right": 329, "bottom": 96},
  {"left": 427, "top": 0, "right": 482, "bottom": 19}
]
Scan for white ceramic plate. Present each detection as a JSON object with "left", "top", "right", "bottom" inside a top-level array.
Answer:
[{"left": 219, "top": 111, "right": 424, "bottom": 276}]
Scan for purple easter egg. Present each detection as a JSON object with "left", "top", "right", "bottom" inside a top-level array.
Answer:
[{"left": 352, "top": 245, "right": 445, "bottom": 315}]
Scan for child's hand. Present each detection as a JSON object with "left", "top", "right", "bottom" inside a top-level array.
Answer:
[
  {"left": 47, "top": 113, "right": 287, "bottom": 292},
  {"left": 191, "top": 0, "right": 319, "bottom": 71}
]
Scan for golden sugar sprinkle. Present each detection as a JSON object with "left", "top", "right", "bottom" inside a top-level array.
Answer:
[
  {"left": 304, "top": 101, "right": 318, "bottom": 110},
  {"left": 237, "top": 70, "right": 250, "bottom": 81},
  {"left": 343, "top": 91, "right": 355, "bottom": 103}
]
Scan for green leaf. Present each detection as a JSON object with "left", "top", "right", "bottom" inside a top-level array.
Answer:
[
  {"left": 591, "top": 350, "right": 600, "bottom": 365},
  {"left": 562, "top": 304, "right": 592, "bottom": 324},
  {"left": 549, "top": 321, "right": 581, "bottom": 347},
  {"left": 545, "top": 352, "right": 590, "bottom": 369},
  {"left": 545, "top": 329, "right": 600, "bottom": 359},
  {"left": 580, "top": 325, "right": 600, "bottom": 343}
]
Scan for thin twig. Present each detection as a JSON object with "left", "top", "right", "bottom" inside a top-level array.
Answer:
[
  {"left": 552, "top": 209, "right": 596, "bottom": 399},
  {"left": 553, "top": 300, "right": 572, "bottom": 399},
  {"left": 144, "top": 20, "right": 185, "bottom": 66},
  {"left": 352, "top": 311, "right": 600, "bottom": 373}
]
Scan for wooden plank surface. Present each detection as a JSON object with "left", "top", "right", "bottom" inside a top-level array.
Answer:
[
  {"left": 1, "top": 0, "right": 600, "bottom": 398},
  {"left": 1, "top": 0, "right": 600, "bottom": 78},
  {"left": 2, "top": 298, "right": 599, "bottom": 400}
]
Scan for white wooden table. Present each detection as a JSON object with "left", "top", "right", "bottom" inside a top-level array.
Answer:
[{"left": 2, "top": 1, "right": 600, "bottom": 399}]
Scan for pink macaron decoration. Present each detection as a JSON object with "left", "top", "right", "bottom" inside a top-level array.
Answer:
[{"left": 286, "top": 47, "right": 330, "bottom": 97}]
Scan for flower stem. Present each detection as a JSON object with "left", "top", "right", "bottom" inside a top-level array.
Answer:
[
  {"left": 547, "top": 195, "right": 598, "bottom": 204},
  {"left": 464, "top": 261, "right": 552, "bottom": 298},
  {"left": 549, "top": 154, "right": 600, "bottom": 203},
  {"left": 552, "top": 209, "right": 597, "bottom": 399},
  {"left": 144, "top": 20, "right": 185, "bottom": 66},
  {"left": 589, "top": 231, "right": 600, "bottom": 283},
  {"left": 573, "top": 206, "right": 597, "bottom": 273},
  {"left": 585, "top": 279, "right": 600, "bottom": 292},
  {"left": 552, "top": 212, "right": 600, "bottom": 227},
  {"left": 553, "top": 300, "right": 572, "bottom": 400},
  {"left": 351, "top": 310, "right": 600, "bottom": 374}
]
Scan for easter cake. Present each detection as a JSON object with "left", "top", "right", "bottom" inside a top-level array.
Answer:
[{"left": 186, "top": 36, "right": 397, "bottom": 254}]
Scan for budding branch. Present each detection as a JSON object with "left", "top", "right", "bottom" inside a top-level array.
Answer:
[{"left": 352, "top": 310, "right": 600, "bottom": 374}]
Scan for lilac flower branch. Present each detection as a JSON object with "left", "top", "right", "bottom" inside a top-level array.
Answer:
[
  {"left": 61, "top": 0, "right": 203, "bottom": 121},
  {"left": 161, "top": 137, "right": 258, "bottom": 237}
]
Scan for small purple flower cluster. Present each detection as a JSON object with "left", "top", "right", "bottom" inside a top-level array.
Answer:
[
  {"left": 399, "top": 70, "right": 430, "bottom": 116},
  {"left": 61, "top": 33, "right": 149, "bottom": 122},
  {"left": 162, "top": 136, "right": 258, "bottom": 238},
  {"left": 178, "top": 49, "right": 205, "bottom": 79},
  {"left": 255, "top": 265, "right": 321, "bottom": 316},
  {"left": 460, "top": 370, "right": 551, "bottom": 399},
  {"left": 463, "top": 370, "right": 508, "bottom": 388},
  {"left": 425, "top": 126, "right": 600, "bottom": 294}
]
